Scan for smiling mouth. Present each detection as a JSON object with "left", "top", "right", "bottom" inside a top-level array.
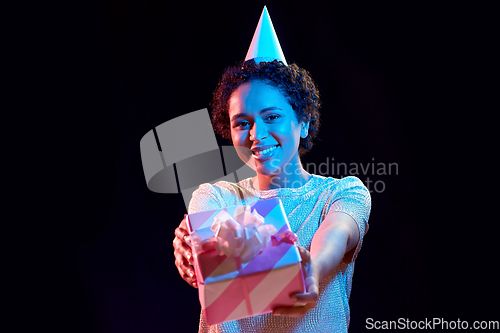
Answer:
[{"left": 252, "top": 145, "right": 279, "bottom": 158}]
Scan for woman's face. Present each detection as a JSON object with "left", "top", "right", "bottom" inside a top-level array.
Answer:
[{"left": 228, "top": 80, "right": 308, "bottom": 178}]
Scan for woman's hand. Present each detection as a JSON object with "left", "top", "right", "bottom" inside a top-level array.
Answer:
[
  {"left": 272, "top": 212, "right": 359, "bottom": 317},
  {"left": 173, "top": 215, "right": 198, "bottom": 288},
  {"left": 272, "top": 246, "right": 320, "bottom": 317}
]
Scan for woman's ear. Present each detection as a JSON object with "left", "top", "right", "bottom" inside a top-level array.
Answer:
[{"left": 300, "top": 115, "right": 311, "bottom": 139}]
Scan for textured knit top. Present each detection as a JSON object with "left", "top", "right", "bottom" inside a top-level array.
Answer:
[{"left": 188, "top": 174, "right": 371, "bottom": 333}]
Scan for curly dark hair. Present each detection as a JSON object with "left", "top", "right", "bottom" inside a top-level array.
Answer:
[{"left": 210, "top": 59, "right": 321, "bottom": 156}]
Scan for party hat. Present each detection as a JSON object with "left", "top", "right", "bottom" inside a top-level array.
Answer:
[{"left": 245, "top": 6, "right": 287, "bottom": 65}]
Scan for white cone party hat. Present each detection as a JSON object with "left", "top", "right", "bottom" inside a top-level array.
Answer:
[{"left": 245, "top": 6, "right": 287, "bottom": 65}]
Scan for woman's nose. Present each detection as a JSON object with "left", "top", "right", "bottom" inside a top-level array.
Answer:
[{"left": 249, "top": 120, "right": 268, "bottom": 142}]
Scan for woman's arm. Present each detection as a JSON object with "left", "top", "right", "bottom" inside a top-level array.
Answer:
[
  {"left": 272, "top": 211, "right": 360, "bottom": 317},
  {"left": 311, "top": 211, "right": 360, "bottom": 279}
]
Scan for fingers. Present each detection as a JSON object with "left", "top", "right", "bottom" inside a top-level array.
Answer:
[
  {"left": 298, "top": 246, "right": 311, "bottom": 262},
  {"left": 173, "top": 216, "right": 197, "bottom": 288},
  {"left": 179, "top": 215, "right": 187, "bottom": 229},
  {"left": 291, "top": 276, "right": 319, "bottom": 303},
  {"left": 173, "top": 228, "right": 193, "bottom": 263},
  {"left": 174, "top": 255, "right": 198, "bottom": 288},
  {"left": 273, "top": 288, "right": 318, "bottom": 317},
  {"left": 174, "top": 215, "right": 192, "bottom": 260},
  {"left": 173, "top": 240, "right": 197, "bottom": 288},
  {"left": 174, "top": 226, "right": 189, "bottom": 240},
  {"left": 304, "top": 276, "right": 320, "bottom": 294},
  {"left": 297, "top": 247, "right": 313, "bottom": 277},
  {"left": 293, "top": 291, "right": 318, "bottom": 303}
]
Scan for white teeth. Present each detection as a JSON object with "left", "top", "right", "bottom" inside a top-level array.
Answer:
[{"left": 254, "top": 146, "right": 278, "bottom": 156}]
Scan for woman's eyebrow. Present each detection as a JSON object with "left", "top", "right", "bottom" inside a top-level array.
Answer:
[
  {"left": 230, "top": 107, "right": 283, "bottom": 122},
  {"left": 230, "top": 113, "right": 247, "bottom": 122},
  {"left": 260, "top": 106, "right": 282, "bottom": 113}
]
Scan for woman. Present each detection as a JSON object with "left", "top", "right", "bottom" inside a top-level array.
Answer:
[{"left": 172, "top": 59, "right": 371, "bottom": 332}]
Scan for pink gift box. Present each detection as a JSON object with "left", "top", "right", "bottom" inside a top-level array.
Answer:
[{"left": 186, "top": 198, "right": 305, "bottom": 325}]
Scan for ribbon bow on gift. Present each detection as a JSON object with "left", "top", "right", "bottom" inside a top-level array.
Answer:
[
  {"left": 210, "top": 205, "right": 277, "bottom": 262},
  {"left": 271, "top": 231, "right": 298, "bottom": 246}
]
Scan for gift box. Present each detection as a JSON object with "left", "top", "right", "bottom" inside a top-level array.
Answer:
[{"left": 186, "top": 198, "right": 305, "bottom": 325}]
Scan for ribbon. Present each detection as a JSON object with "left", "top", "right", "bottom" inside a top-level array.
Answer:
[
  {"left": 271, "top": 231, "right": 298, "bottom": 246},
  {"left": 184, "top": 232, "right": 217, "bottom": 256},
  {"left": 186, "top": 208, "right": 299, "bottom": 262},
  {"left": 210, "top": 205, "right": 277, "bottom": 262}
]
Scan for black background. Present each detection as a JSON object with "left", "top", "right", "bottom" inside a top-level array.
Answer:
[{"left": 45, "top": 1, "right": 497, "bottom": 332}]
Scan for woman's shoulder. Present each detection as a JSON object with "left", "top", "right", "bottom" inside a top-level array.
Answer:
[
  {"left": 188, "top": 181, "right": 232, "bottom": 213},
  {"left": 212, "top": 179, "right": 247, "bottom": 195},
  {"left": 191, "top": 179, "right": 246, "bottom": 208},
  {"left": 312, "top": 175, "right": 371, "bottom": 207},
  {"left": 312, "top": 174, "right": 368, "bottom": 191},
  {"left": 193, "top": 180, "right": 237, "bottom": 198}
]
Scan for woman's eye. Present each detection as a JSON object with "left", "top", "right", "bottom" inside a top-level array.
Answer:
[
  {"left": 235, "top": 121, "right": 250, "bottom": 128},
  {"left": 266, "top": 114, "right": 280, "bottom": 121}
]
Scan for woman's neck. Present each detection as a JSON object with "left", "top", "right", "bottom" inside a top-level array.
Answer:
[{"left": 252, "top": 165, "right": 312, "bottom": 191}]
